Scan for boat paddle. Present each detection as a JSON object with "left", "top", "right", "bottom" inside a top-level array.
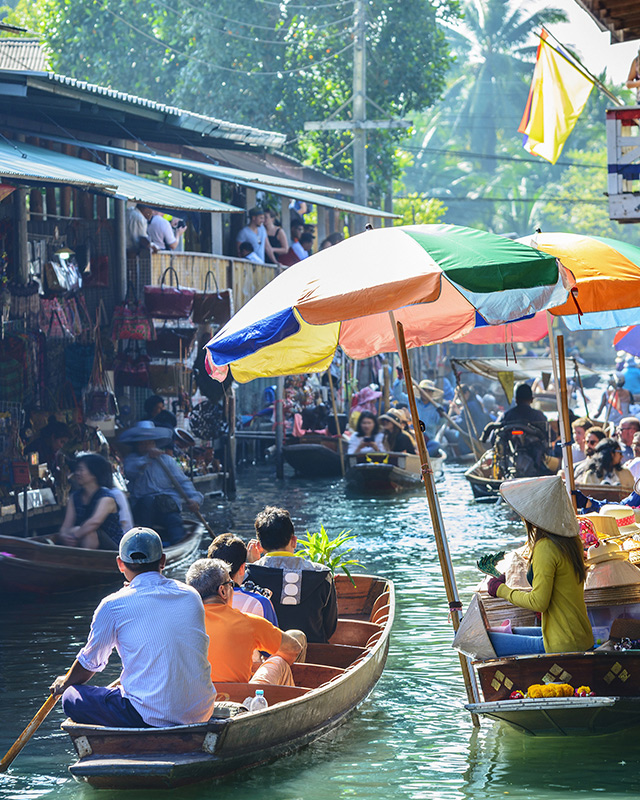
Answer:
[
  {"left": 0, "top": 668, "right": 71, "bottom": 773},
  {"left": 412, "top": 380, "right": 488, "bottom": 454},
  {"left": 154, "top": 454, "right": 217, "bottom": 539}
]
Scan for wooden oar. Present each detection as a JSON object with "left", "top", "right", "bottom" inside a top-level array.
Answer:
[
  {"left": 154, "top": 456, "right": 217, "bottom": 539},
  {"left": 413, "top": 380, "right": 488, "bottom": 454},
  {"left": 0, "top": 690, "right": 60, "bottom": 773}
]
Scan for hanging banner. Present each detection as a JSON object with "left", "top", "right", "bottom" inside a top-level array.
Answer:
[{"left": 497, "top": 371, "right": 515, "bottom": 404}]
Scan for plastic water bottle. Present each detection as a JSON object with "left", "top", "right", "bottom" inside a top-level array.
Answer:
[{"left": 242, "top": 689, "right": 269, "bottom": 711}]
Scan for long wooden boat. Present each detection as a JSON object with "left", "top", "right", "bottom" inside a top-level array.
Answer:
[
  {"left": 283, "top": 434, "right": 343, "bottom": 478},
  {"left": 0, "top": 521, "right": 203, "bottom": 595},
  {"left": 61, "top": 573, "right": 394, "bottom": 789},
  {"left": 345, "top": 451, "right": 444, "bottom": 496}
]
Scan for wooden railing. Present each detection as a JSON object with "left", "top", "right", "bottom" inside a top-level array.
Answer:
[{"left": 150, "top": 251, "right": 279, "bottom": 312}]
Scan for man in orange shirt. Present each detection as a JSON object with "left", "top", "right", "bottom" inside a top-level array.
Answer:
[{"left": 186, "top": 558, "right": 306, "bottom": 686}]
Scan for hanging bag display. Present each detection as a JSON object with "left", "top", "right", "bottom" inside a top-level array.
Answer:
[
  {"left": 112, "top": 285, "right": 156, "bottom": 342},
  {"left": 9, "top": 280, "right": 40, "bottom": 329},
  {"left": 191, "top": 270, "right": 233, "bottom": 326},
  {"left": 144, "top": 265, "right": 195, "bottom": 320},
  {"left": 40, "top": 298, "right": 74, "bottom": 339},
  {"left": 146, "top": 322, "right": 197, "bottom": 358},
  {"left": 114, "top": 352, "right": 151, "bottom": 388}
]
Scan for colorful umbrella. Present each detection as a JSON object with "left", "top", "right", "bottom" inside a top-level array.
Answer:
[
  {"left": 613, "top": 325, "right": 640, "bottom": 357},
  {"left": 205, "top": 224, "right": 571, "bottom": 382},
  {"left": 454, "top": 232, "right": 640, "bottom": 344}
]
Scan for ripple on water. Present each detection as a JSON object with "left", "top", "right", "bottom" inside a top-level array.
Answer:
[{"left": 1, "top": 463, "right": 639, "bottom": 800}]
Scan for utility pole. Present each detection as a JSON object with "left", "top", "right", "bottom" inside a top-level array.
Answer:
[
  {"left": 353, "top": 0, "right": 367, "bottom": 207},
  {"left": 304, "top": 0, "right": 411, "bottom": 218}
]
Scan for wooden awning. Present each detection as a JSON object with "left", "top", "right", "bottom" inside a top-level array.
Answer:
[{"left": 576, "top": 0, "right": 640, "bottom": 43}]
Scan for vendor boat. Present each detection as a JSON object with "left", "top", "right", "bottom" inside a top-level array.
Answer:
[
  {"left": 0, "top": 518, "right": 202, "bottom": 595},
  {"left": 283, "top": 434, "right": 343, "bottom": 478},
  {"left": 61, "top": 573, "right": 394, "bottom": 789},
  {"left": 345, "top": 451, "right": 445, "bottom": 496}
]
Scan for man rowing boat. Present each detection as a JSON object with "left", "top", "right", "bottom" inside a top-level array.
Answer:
[{"left": 50, "top": 528, "right": 215, "bottom": 727}]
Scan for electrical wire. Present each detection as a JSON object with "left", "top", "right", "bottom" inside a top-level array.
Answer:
[
  {"left": 316, "top": 139, "right": 353, "bottom": 167},
  {"left": 104, "top": 7, "right": 354, "bottom": 76},
  {"left": 400, "top": 144, "right": 605, "bottom": 170},
  {"left": 402, "top": 195, "right": 608, "bottom": 205},
  {"left": 255, "top": 0, "right": 353, "bottom": 9},
  {"left": 153, "top": 0, "right": 354, "bottom": 45}
]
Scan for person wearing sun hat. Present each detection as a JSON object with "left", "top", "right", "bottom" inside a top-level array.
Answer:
[
  {"left": 486, "top": 475, "right": 593, "bottom": 656},
  {"left": 379, "top": 408, "right": 416, "bottom": 454},
  {"left": 391, "top": 375, "right": 444, "bottom": 439}
]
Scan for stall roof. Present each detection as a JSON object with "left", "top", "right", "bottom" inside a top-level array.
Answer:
[
  {"left": 575, "top": 0, "right": 640, "bottom": 42},
  {"left": 1, "top": 140, "right": 243, "bottom": 213},
  {"left": 450, "top": 357, "right": 599, "bottom": 383},
  {"left": 0, "top": 69, "right": 286, "bottom": 149},
  {"left": 0, "top": 139, "right": 117, "bottom": 192},
  {"left": 29, "top": 134, "right": 401, "bottom": 219}
]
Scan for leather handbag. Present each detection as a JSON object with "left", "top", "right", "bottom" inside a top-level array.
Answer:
[
  {"left": 144, "top": 266, "right": 195, "bottom": 320},
  {"left": 149, "top": 363, "right": 190, "bottom": 396},
  {"left": 191, "top": 271, "right": 233, "bottom": 326},
  {"left": 146, "top": 324, "right": 197, "bottom": 358},
  {"left": 114, "top": 353, "right": 151, "bottom": 388}
]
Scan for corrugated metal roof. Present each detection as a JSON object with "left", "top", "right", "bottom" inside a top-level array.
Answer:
[
  {"left": 41, "top": 73, "right": 286, "bottom": 148},
  {"left": 0, "top": 39, "right": 49, "bottom": 72},
  {"left": 1, "top": 140, "right": 243, "bottom": 212},
  {"left": 0, "top": 139, "right": 117, "bottom": 191},
  {"left": 29, "top": 134, "right": 400, "bottom": 219}
]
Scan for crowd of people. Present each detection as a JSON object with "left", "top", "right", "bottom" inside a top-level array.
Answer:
[
  {"left": 50, "top": 506, "right": 338, "bottom": 729},
  {"left": 235, "top": 204, "right": 344, "bottom": 268}
]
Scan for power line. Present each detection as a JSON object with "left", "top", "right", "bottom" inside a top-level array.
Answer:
[
  {"left": 255, "top": 0, "right": 353, "bottom": 8},
  {"left": 154, "top": 0, "right": 354, "bottom": 45},
  {"left": 399, "top": 144, "right": 605, "bottom": 170},
  {"left": 104, "top": 7, "right": 354, "bottom": 76},
  {"left": 401, "top": 195, "right": 608, "bottom": 205}
]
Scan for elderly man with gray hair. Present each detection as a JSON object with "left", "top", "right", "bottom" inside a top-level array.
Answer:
[{"left": 186, "top": 558, "right": 306, "bottom": 687}]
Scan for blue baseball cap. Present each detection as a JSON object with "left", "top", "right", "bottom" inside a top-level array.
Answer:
[{"left": 119, "top": 527, "right": 163, "bottom": 564}]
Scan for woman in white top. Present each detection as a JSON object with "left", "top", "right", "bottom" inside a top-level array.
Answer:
[{"left": 348, "top": 411, "right": 384, "bottom": 455}]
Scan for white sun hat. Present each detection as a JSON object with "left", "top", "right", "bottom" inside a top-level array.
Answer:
[
  {"left": 599, "top": 505, "right": 640, "bottom": 538},
  {"left": 500, "top": 476, "right": 579, "bottom": 538}
]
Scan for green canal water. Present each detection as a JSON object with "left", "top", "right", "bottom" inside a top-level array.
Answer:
[{"left": 1, "top": 463, "right": 638, "bottom": 800}]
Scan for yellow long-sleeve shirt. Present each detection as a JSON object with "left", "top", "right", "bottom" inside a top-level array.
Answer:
[{"left": 496, "top": 538, "right": 593, "bottom": 654}]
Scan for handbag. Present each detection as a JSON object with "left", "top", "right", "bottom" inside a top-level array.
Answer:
[
  {"left": 192, "top": 271, "right": 233, "bottom": 326},
  {"left": 146, "top": 323, "right": 197, "bottom": 358},
  {"left": 148, "top": 363, "right": 190, "bottom": 396},
  {"left": 40, "top": 298, "right": 74, "bottom": 339},
  {"left": 144, "top": 265, "right": 195, "bottom": 320},
  {"left": 114, "top": 353, "right": 150, "bottom": 388},
  {"left": 9, "top": 280, "right": 40, "bottom": 328},
  {"left": 112, "top": 286, "right": 156, "bottom": 342}
]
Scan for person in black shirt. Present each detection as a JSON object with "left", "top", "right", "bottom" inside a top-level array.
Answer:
[
  {"left": 379, "top": 408, "right": 416, "bottom": 454},
  {"left": 499, "top": 383, "right": 547, "bottom": 434}
]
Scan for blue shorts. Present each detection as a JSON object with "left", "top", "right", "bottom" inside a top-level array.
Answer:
[{"left": 62, "top": 685, "right": 150, "bottom": 728}]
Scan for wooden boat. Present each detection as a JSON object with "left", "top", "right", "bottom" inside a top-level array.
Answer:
[
  {"left": 466, "top": 652, "right": 640, "bottom": 736},
  {"left": 61, "top": 573, "right": 394, "bottom": 789},
  {"left": 283, "top": 434, "right": 343, "bottom": 478},
  {"left": 0, "top": 502, "right": 66, "bottom": 537},
  {"left": 345, "top": 451, "right": 444, "bottom": 496},
  {"left": 0, "top": 520, "right": 203, "bottom": 595}
]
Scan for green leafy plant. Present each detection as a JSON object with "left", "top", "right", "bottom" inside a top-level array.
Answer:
[{"left": 296, "top": 526, "right": 362, "bottom": 586}]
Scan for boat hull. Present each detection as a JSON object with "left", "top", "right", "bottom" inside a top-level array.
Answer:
[
  {"left": 62, "top": 574, "right": 394, "bottom": 789},
  {"left": 283, "top": 441, "right": 342, "bottom": 478},
  {"left": 0, "top": 524, "right": 202, "bottom": 595},
  {"left": 345, "top": 452, "right": 443, "bottom": 496}
]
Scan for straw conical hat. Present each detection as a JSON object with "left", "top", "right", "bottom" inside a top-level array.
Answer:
[
  {"left": 586, "top": 556, "right": 640, "bottom": 590},
  {"left": 500, "top": 476, "right": 579, "bottom": 538}
]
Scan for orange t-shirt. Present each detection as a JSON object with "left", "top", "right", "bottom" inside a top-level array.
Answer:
[{"left": 203, "top": 602, "right": 282, "bottom": 683}]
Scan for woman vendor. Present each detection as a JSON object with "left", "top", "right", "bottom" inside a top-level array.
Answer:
[
  {"left": 486, "top": 475, "right": 593, "bottom": 656},
  {"left": 58, "top": 453, "right": 123, "bottom": 550}
]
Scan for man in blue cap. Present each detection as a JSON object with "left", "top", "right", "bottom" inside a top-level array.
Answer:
[{"left": 50, "top": 527, "right": 215, "bottom": 728}]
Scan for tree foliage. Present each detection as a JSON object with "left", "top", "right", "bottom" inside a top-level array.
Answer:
[{"left": 1, "top": 0, "right": 459, "bottom": 199}]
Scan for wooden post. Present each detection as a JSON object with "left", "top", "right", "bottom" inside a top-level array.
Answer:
[
  {"left": 396, "top": 320, "right": 481, "bottom": 725},
  {"left": 15, "top": 187, "right": 28, "bottom": 284},
  {"left": 280, "top": 197, "right": 291, "bottom": 239},
  {"left": 209, "top": 180, "right": 223, "bottom": 255},
  {"left": 327, "top": 369, "right": 345, "bottom": 477},
  {"left": 275, "top": 376, "right": 285, "bottom": 479},
  {"left": 317, "top": 206, "right": 327, "bottom": 246},
  {"left": 557, "top": 334, "right": 577, "bottom": 508}
]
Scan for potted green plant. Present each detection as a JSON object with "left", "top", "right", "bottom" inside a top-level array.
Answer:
[{"left": 295, "top": 526, "right": 362, "bottom": 586}]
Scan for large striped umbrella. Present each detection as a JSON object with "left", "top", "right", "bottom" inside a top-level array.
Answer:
[
  {"left": 205, "top": 224, "right": 571, "bottom": 382},
  {"left": 455, "top": 232, "right": 640, "bottom": 344},
  {"left": 613, "top": 326, "right": 640, "bottom": 357}
]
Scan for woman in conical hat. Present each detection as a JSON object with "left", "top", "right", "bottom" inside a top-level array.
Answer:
[{"left": 486, "top": 475, "right": 593, "bottom": 657}]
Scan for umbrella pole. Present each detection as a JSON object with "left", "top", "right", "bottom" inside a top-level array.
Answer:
[
  {"left": 395, "top": 320, "right": 481, "bottom": 726},
  {"left": 557, "top": 335, "right": 577, "bottom": 507},
  {"left": 327, "top": 370, "right": 346, "bottom": 477},
  {"left": 573, "top": 360, "right": 590, "bottom": 417}
]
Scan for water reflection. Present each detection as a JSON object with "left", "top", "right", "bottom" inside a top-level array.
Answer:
[{"left": 1, "top": 463, "right": 639, "bottom": 799}]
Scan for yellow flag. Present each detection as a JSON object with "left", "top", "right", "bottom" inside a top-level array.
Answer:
[
  {"left": 497, "top": 371, "right": 514, "bottom": 405},
  {"left": 518, "top": 30, "right": 594, "bottom": 165}
]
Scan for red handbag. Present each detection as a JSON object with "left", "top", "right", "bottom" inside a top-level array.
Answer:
[
  {"left": 144, "top": 266, "right": 195, "bottom": 320},
  {"left": 192, "top": 271, "right": 233, "bottom": 326},
  {"left": 114, "top": 354, "right": 151, "bottom": 388},
  {"left": 112, "top": 286, "right": 156, "bottom": 342}
]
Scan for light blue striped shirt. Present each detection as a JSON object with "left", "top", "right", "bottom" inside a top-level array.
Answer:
[
  {"left": 124, "top": 453, "right": 204, "bottom": 508},
  {"left": 77, "top": 571, "right": 215, "bottom": 727}
]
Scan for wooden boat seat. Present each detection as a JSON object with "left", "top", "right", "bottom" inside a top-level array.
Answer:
[
  {"left": 330, "top": 618, "right": 382, "bottom": 647},
  {"left": 213, "top": 682, "right": 309, "bottom": 706},
  {"left": 306, "top": 643, "right": 365, "bottom": 668},
  {"left": 291, "top": 662, "right": 344, "bottom": 688}
]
